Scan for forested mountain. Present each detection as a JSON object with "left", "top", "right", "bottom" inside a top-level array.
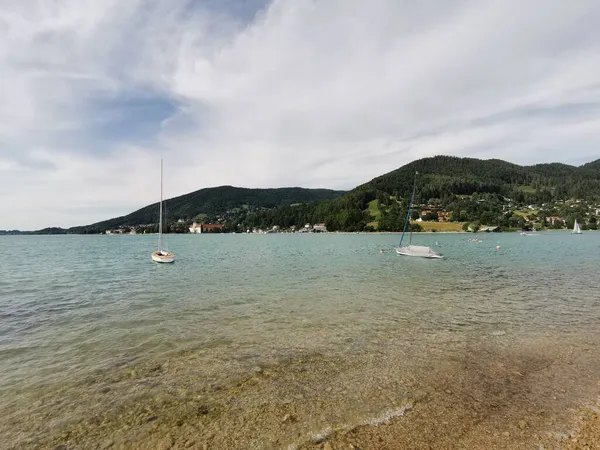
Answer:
[
  {"left": 19, "top": 156, "right": 600, "bottom": 234},
  {"left": 235, "top": 156, "right": 600, "bottom": 232},
  {"left": 361, "top": 156, "right": 600, "bottom": 202},
  {"left": 581, "top": 159, "right": 600, "bottom": 171},
  {"left": 62, "top": 186, "right": 344, "bottom": 234}
]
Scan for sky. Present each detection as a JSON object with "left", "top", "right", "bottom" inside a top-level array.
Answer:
[{"left": 2, "top": 0, "right": 600, "bottom": 229}]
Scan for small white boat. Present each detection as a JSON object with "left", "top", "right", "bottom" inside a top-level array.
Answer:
[
  {"left": 571, "top": 219, "right": 582, "bottom": 234},
  {"left": 151, "top": 159, "right": 175, "bottom": 263},
  {"left": 152, "top": 250, "right": 175, "bottom": 263},
  {"left": 394, "top": 171, "right": 443, "bottom": 259}
]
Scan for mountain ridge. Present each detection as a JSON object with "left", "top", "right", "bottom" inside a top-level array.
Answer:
[
  {"left": 4, "top": 155, "right": 599, "bottom": 234},
  {"left": 235, "top": 155, "right": 600, "bottom": 232},
  {"left": 49, "top": 186, "right": 345, "bottom": 234}
]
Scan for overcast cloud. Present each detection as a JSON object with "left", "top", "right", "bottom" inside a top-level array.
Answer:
[{"left": 2, "top": 0, "right": 600, "bottom": 229}]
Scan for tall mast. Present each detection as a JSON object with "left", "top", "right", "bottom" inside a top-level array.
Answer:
[
  {"left": 399, "top": 171, "right": 418, "bottom": 247},
  {"left": 409, "top": 171, "right": 417, "bottom": 245},
  {"left": 158, "top": 159, "right": 163, "bottom": 250}
]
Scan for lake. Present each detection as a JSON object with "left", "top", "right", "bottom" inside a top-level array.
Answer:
[{"left": 1, "top": 232, "right": 600, "bottom": 449}]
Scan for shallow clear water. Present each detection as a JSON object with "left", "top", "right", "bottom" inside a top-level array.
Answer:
[{"left": 1, "top": 232, "right": 600, "bottom": 448}]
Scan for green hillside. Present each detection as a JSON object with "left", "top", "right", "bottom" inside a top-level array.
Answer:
[
  {"left": 236, "top": 156, "right": 600, "bottom": 232},
  {"left": 359, "top": 156, "right": 600, "bottom": 201},
  {"left": 65, "top": 186, "right": 345, "bottom": 234},
  {"left": 581, "top": 158, "right": 600, "bottom": 171},
  {"left": 21, "top": 155, "right": 600, "bottom": 234}
]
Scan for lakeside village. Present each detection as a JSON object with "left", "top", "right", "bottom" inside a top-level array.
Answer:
[
  {"left": 106, "top": 222, "right": 329, "bottom": 235},
  {"left": 103, "top": 196, "right": 600, "bottom": 235}
]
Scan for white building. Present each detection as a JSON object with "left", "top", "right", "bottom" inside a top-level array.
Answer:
[
  {"left": 300, "top": 224, "right": 312, "bottom": 233},
  {"left": 313, "top": 223, "right": 327, "bottom": 232},
  {"left": 189, "top": 222, "right": 202, "bottom": 234}
]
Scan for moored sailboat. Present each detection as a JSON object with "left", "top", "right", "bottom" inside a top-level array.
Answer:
[
  {"left": 395, "top": 171, "right": 443, "bottom": 259},
  {"left": 151, "top": 159, "right": 175, "bottom": 263}
]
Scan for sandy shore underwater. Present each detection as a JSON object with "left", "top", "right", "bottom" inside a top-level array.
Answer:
[{"left": 2, "top": 328, "right": 599, "bottom": 450}]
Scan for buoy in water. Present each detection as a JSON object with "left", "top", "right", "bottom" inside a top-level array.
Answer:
[{"left": 496, "top": 245, "right": 501, "bottom": 250}]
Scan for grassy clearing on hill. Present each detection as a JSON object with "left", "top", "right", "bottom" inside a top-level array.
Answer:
[
  {"left": 517, "top": 184, "right": 537, "bottom": 194},
  {"left": 418, "top": 221, "right": 465, "bottom": 232},
  {"left": 367, "top": 199, "right": 381, "bottom": 220},
  {"left": 365, "top": 200, "right": 382, "bottom": 229},
  {"left": 514, "top": 210, "right": 539, "bottom": 217}
]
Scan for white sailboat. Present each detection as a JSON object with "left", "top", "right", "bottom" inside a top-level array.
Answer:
[
  {"left": 151, "top": 159, "right": 175, "bottom": 263},
  {"left": 571, "top": 219, "right": 582, "bottom": 235},
  {"left": 395, "top": 171, "right": 443, "bottom": 259}
]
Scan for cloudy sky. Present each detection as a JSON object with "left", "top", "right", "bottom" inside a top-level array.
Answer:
[{"left": 2, "top": 0, "right": 600, "bottom": 229}]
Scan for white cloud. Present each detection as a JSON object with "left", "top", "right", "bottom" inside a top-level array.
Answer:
[{"left": 1, "top": 0, "right": 600, "bottom": 229}]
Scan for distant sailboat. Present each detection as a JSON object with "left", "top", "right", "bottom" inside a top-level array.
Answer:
[
  {"left": 395, "top": 171, "right": 443, "bottom": 259},
  {"left": 151, "top": 159, "right": 175, "bottom": 263},
  {"left": 572, "top": 219, "right": 582, "bottom": 235}
]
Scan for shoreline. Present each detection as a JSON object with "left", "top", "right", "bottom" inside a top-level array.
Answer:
[
  {"left": 5, "top": 228, "right": 598, "bottom": 236},
  {"left": 3, "top": 329, "right": 599, "bottom": 449}
]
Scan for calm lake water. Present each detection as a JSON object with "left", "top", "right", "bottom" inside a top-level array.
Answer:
[{"left": 1, "top": 232, "right": 600, "bottom": 449}]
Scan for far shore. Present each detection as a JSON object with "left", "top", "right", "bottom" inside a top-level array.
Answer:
[{"left": 4, "top": 228, "right": 596, "bottom": 236}]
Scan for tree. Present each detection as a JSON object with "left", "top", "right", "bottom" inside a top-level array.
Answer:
[
  {"left": 480, "top": 211, "right": 498, "bottom": 226},
  {"left": 376, "top": 192, "right": 388, "bottom": 208},
  {"left": 379, "top": 202, "right": 405, "bottom": 231},
  {"left": 508, "top": 214, "right": 525, "bottom": 229},
  {"left": 462, "top": 222, "right": 470, "bottom": 231}
]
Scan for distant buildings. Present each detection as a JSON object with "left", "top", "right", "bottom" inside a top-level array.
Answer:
[
  {"left": 295, "top": 223, "right": 328, "bottom": 233},
  {"left": 419, "top": 210, "right": 450, "bottom": 222},
  {"left": 546, "top": 216, "right": 564, "bottom": 226},
  {"left": 299, "top": 224, "right": 312, "bottom": 233},
  {"left": 189, "top": 222, "right": 225, "bottom": 233},
  {"left": 313, "top": 223, "right": 327, "bottom": 232},
  {"left": 437, "top": 212, "right": 451, "bottom": 222},
  {"left": 105, "top": 228, "right": 124, "bottom": 235}
]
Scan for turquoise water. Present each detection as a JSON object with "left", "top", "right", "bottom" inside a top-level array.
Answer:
[{"left": 1, "top": 232, "right": 600, "bottom": 448}]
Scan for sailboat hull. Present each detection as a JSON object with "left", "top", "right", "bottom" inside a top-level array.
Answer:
[
  {"left": 151, "top": 251, "right": 175, "bottom": 263},
  {"left": 395, "top": 245, "right": 443, "bottom": 259}
]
